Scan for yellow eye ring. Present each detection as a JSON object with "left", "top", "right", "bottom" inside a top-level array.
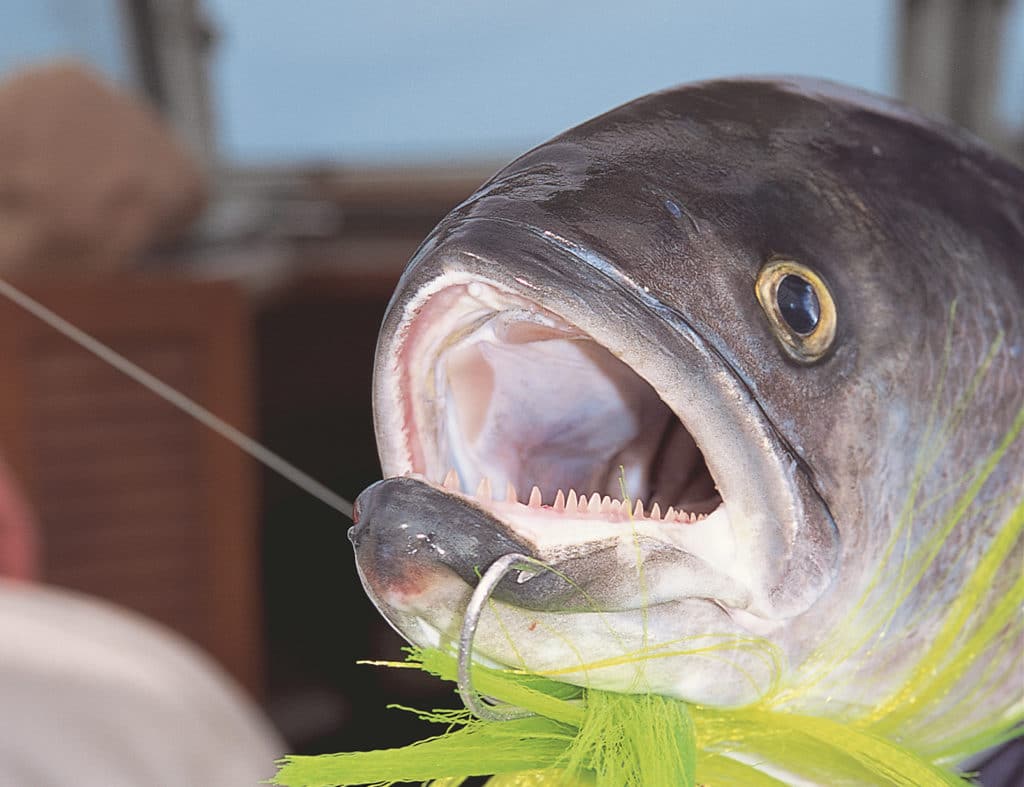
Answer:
[{"left": 755, "top": 258, "right": 837, "bottom": 363}]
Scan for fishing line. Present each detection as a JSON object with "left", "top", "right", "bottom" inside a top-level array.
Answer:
[{"left": 0, "top": 277, "right": 354, "bottom": 520}]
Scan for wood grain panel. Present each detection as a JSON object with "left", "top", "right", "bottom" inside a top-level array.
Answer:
[{"left": 0, "top": 276, "right": 263, "bottom": 697}]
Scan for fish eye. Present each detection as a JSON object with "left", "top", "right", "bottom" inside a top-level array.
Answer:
[{"left": 755, "top": 258, "right": 836, "bottom": 363}]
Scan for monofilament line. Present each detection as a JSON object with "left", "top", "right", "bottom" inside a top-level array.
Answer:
[{"left": 0, "top": 277, "right": 354, "bottom": 519}]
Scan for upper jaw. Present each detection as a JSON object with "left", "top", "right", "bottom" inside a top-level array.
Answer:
[{"left": 373, "top": 227, "right": 839, "bottom": 624}]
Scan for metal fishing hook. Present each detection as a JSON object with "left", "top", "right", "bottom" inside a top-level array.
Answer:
[{"left": 457, "top": 551, "right": 551, "bottom": 721}]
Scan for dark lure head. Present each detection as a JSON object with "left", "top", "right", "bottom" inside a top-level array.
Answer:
[{"left": 351, "top": 78, "right": 1024, "bottom": 713}]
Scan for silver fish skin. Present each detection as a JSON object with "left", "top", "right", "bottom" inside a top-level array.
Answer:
[{"left": 350, "top": 78, "right": 1023, "bottom": 732}]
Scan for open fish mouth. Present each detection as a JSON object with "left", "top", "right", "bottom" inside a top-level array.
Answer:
[
  {"left": 384, "top": 279, "right": 732, "bottom": 576},
  {"left": 355, "top": 224, "right": 840, "bottom": 701},
  {"left": 367, "top": 244, "right": 838, "bottom": 607}
]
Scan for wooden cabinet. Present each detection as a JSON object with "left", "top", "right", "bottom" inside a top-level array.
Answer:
[{"left": 0, "top": 277, "right": 263, "bottom": 697}]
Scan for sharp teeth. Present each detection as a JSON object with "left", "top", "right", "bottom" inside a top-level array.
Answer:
[
  {"left": 529, "top": 486, "right": 542, "bottom": 507},
  {"left": 577, "top": 493, "right": 589, "bottom": 513},
  {"left": 650, "top": 502, "right": 661, "bottom": 520},
  {"left": 566, "top": 489, "right": 578, "bottom": 510},
  {"left": 610, "top": 499, "right": 622, "bottom": 515},
  {"left": 443, "top": 469, "right": 460, "bottom": 490},
  {"left": 554, "top": 490, "right": 566, "bottom": 512},
  {"left": 601, "top": 495, "right": 612, "bottom": 513},
  {"left": 589, "top": 492, "right": 601, "bottom": 511},
  {"left": 665, "top": 506, "right": 677, "bottom": 521},
  {"left": 506, "top": 480, "right": 518, "bottom": 504},
  {"left": 633, "top": 499, "right": 645, "bottom": 519},
  {"left": 476, "top": 477, "right": 492, "bottom": 500}
]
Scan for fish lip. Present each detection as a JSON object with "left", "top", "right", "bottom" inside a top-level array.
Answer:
[
  {"left": 352, "top": 476, "right": 689, "bottom": 613},
  {"left": 373, "top": 216, "right": 839, "bottom": 625}
]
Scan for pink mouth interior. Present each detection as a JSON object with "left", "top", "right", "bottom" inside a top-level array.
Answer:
[{"left": 397, "top": 284, "right": 722, "bottom": 524}]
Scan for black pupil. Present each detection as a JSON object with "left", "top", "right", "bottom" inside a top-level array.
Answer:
[{"left": 776, "top": 274, "right": 820, "bottom": 335}]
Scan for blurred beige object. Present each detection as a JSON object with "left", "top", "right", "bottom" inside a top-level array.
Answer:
[
  {"left": 0, "top": 63, "right": 205, "bottom": 274},
  {"left": 0, "top": 579, "right": 284, "bottom": 786}
]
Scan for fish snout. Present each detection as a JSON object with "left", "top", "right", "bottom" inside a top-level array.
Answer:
[{"left": 350, "top": 476, "right": 580, "bottom": 612}]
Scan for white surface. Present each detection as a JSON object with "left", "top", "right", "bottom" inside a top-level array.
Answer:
[{"left": 0, "top": 580, "right": 284, "bottom": 786}]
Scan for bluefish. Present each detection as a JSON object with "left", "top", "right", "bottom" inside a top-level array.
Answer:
[{"left": 350, "top": 79, "right": 1023, "bottom": 743}]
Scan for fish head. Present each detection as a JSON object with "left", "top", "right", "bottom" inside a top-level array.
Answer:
[{"left": 351, "top": 79, "right": 1024, "bottom": 708}]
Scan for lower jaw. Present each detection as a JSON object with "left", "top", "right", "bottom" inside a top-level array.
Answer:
[{"left": 382, "top": 573, "right": 779, "bottom": 706}]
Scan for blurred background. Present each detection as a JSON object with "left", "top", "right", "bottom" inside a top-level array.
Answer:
[{"left": 0, "top": 0, "right": 1020, "bottom": 768}]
